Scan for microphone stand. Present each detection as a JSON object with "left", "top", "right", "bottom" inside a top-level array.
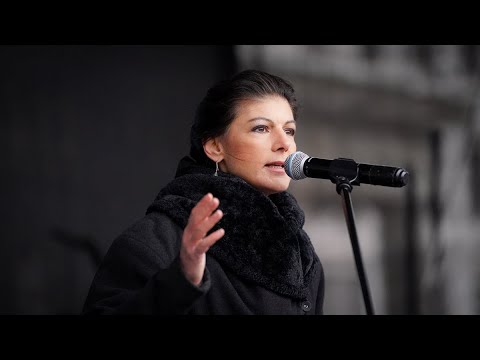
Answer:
[{"left": 331, "top": 159, "right": 375, "bottom": 315}]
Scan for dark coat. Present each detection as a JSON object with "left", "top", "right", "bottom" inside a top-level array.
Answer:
[{"left": 83, "top": 157, "right": 325, "bottom": 315}]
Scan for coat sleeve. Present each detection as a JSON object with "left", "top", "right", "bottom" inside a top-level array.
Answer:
[{"left": 82, "top": 213, "right": 211, "bottom": 315}]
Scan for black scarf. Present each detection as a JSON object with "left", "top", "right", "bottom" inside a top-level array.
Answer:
[{"left": 146, "top": 156, "right": 319, "bottom": 299}]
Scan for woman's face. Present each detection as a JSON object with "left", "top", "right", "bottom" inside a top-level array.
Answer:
[{"left": 217, "top": 95, "right": 297, "bottom": 195}]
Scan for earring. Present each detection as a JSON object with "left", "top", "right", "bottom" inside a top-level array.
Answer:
[{"left": 214, "top": 161, "right": 219, "bottom": 177}]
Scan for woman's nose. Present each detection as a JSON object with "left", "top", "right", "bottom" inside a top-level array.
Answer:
[{"left": 272, "top": 130, "right": 291, "bottom": 152}]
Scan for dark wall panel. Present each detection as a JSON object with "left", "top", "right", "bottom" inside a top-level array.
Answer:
[{"left": 0, "top": 45, "right": 236, "bottom": 314}]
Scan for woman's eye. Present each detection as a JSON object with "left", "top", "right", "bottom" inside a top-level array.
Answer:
[
  {"left": 253, "top": 125, "right": 268, "bottom": 133},
  {"left": 285, "top": 128, "right": 296, "bottom": 136}
]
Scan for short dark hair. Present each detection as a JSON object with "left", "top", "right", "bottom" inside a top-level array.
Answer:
[{"left": 190, "top": 69, "right": 298, "bottom": 167}]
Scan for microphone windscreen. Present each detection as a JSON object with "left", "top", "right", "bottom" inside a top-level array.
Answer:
[{"left": 285, "top": 151, "right": 309, "bottom": 180}]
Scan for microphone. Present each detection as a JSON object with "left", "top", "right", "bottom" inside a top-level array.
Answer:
[{"left": 284, "top": 151, "right": 409, "bottom": 187}]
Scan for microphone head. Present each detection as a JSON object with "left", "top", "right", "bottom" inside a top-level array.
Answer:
[{"left": 284, "top": 151, "right": 309, "bottom": 180}]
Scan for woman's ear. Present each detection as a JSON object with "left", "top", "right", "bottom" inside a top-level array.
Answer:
[{"left": 203, "top": 137, "right": 224, "bottom": 163}]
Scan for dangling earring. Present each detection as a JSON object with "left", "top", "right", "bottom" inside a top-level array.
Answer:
[{"left": 214, "top": 161, "right": 219, "bottom": 177}]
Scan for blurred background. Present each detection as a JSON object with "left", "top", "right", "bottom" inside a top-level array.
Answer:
[{"left": 1, "top": 45, "right": 479, "bottom": 315}]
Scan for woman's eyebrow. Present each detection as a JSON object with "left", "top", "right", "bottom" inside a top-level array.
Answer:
[{"left": 247, "top": 117, "right": 296, "bottom": 125}]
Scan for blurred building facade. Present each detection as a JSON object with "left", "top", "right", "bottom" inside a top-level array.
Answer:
[{"left": 236, "top": 45, "right": 480, "bottom": 314}]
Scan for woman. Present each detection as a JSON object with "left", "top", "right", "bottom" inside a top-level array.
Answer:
[{"left": 82, "top": 69, "right": 325, "bottom": 315}]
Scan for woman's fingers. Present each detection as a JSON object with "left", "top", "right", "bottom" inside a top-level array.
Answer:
[
  {"left": 185, "top": 192, "right": 223, "bottom": 240},
  {"left": 185, "top": 209, "right": 223, "bottom": 248},
  {"left": 200, "top": 209, "right": 223, "bottom": 234},
  {"left": 194, "top": 228, "right": 225, "bottom": 255},
  {"left": 188, "top": 193, "right": 219, "bottom": 226}
]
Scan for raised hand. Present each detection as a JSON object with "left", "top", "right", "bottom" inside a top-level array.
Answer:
[{"left": 179, "top": 193, "right": 224, "bottom": 286}]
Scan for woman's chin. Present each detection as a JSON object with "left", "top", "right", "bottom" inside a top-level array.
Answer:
[{"left": 260, "top": 181, "right": 290, "bottom": 196}]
